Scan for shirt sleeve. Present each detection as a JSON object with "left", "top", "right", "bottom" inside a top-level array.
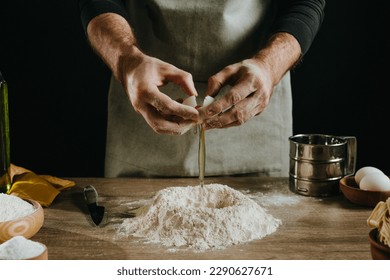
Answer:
[
  {"left": 78, "top": 0, "right": 129, "bottom": 33},
  {"left": 78, "top": 0, "right": 325, "bottom": 56},
  {"left": 272, "top": 0, "right": 326, "bottom": 55}
]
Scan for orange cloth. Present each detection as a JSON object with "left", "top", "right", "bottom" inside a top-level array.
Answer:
[{"left": 8, "top": 164, "right": 76, "bottom": 207}]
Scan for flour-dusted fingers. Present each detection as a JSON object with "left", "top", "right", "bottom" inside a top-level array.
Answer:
[
  {"left": 141, "top": 104, "right": 197, "bottom": 135},
  {"left": 144, "top": 88, "right": 199, "bottom": 121},
  {"left": 204, "top": 92, "right": 264, "bottom": 129}
]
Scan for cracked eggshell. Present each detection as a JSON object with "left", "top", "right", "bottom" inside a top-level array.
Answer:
[
  {"left": 182, "top": 96, "right": 197, "bottom": 108},
  {"left": 183, "top": 95, "right": 215, "bottom": 108},
  {"left": 202, "top": 96, "right": 215, "bottom": 107}
]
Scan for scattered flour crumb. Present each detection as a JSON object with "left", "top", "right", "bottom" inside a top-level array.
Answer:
[
  {"left": 118, "top": 184, "right": 281, "bottom": 252},
  {"left": 245, "top": 191, "right": 304, "bottom": 207}
]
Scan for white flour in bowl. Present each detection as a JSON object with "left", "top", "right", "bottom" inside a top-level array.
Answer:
[
  {"left": 0, "top": 236, "right": 45, "bottom": 260},
  {"left": 0, "top": 193, "right": 35, "bottom": 222},
  {"left": 118, "top": 184, "right": 281, "bottom": 251}
]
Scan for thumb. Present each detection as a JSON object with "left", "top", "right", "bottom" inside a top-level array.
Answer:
[
  {"left": 165, "top": 69, "right": 198, "bottom": 97},
  {"left": 205, "top": 66, "right": 235, "bottom": 97}
]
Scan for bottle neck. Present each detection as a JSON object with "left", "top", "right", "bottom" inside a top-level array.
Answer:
[{"left": 0, "top": 72, "right": 11, "bottom": 193}]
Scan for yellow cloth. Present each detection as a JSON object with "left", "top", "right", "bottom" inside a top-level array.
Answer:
[{"left": 8, "top": 164, "right": 76, "bottom": 207}]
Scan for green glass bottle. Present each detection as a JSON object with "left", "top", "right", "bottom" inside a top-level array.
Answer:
[{"left": 0, "top": 71, "right": 11, "bottom": 193}]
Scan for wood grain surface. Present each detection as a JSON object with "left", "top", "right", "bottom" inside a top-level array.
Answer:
[{"left": 31, "top": 177, "right": 374, "bottom": 260}]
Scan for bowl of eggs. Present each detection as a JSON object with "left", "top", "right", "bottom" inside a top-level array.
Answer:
[{"left": 339, "top": 166, "right": 390, "bottom": 207}]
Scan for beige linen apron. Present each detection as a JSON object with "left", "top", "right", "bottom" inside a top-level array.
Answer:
[{"left": 105, "top": 0, "right": 292, "bottom": 178}]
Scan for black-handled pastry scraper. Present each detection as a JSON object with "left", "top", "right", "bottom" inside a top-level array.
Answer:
[{"left": 84, "top": 185, "right": 105, "bottom": 226}]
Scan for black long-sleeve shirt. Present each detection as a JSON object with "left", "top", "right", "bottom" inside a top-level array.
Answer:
[{"left": 78, "top": 0, "right": 325, "bottom": 56}]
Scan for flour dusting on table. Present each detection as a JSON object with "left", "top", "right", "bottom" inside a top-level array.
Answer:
[{"left": 118, "top": 184, "right": 281, "bottom": 251}]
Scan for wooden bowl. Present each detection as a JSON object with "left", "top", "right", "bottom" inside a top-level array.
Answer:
[
  {"left": 339, "top": 175, "right": 390, "bottom": 207},
  {"left": 369, "top": 229, "right": 390, "bottom": 260},
  {"left": 0, "top": 198, "right": 44, "bottom": 243}
]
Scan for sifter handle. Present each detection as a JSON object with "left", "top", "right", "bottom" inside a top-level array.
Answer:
[{"left": 341, "top": 136, "right": 357, "bottom": 176}]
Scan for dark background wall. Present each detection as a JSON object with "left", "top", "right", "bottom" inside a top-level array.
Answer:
[{"left": 0, "top": 0, "right": 389, "bottom": 177}]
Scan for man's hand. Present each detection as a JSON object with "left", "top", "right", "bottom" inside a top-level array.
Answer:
[
  {"left": 199, "top": 32, "right": 301, "bottom": 130},
  {"left": 199, "top": 59, "right": 273, "bottom": 129},
  {"left": 119, "top": 49, "right": 199, "bottom": 135},
  {"left": 87, "top": 13, "right": 199, "bottom": 135}
]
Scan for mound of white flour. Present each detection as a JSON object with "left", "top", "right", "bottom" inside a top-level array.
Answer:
[{"left": 119, "top": 184, "right": 281, "bottom": 251}]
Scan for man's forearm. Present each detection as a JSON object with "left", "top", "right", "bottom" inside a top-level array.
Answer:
[
  {"left": 86, "top": 13, "right": 139, "bottom": 83},
  {"left": 253, "top": 32, "right": 301, "bottom": 86}
]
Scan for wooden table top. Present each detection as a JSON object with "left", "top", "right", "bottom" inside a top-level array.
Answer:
[{"left": 32, "top": 176, "right": 374, "bottom": 260}]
